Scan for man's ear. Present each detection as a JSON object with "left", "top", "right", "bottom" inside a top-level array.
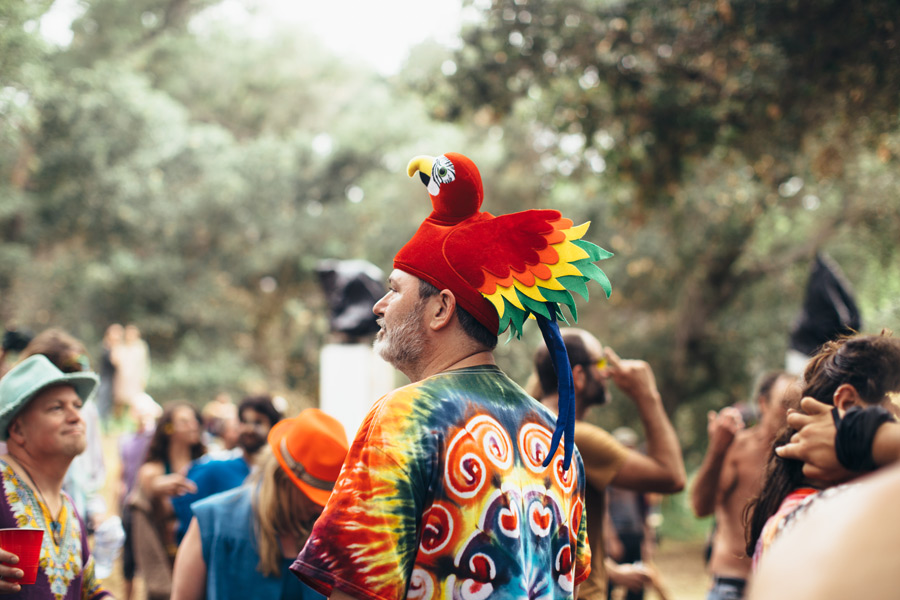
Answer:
[
  {"left": 7, "top": 418, "right": 24, "bottom": 444},
  {"left": 834, "top": 383, "right": 864, "bottom": 416},
  {"left": 571, "top": 364, "right": 587, "bottom": 393},
  {"left": 428, "top": 289, "right": 457, "bottom": 331}
]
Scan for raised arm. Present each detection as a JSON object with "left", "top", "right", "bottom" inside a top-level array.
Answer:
[
  {"left": 605, "top": 348, "right": 686, "bottom": 493},
  {"left": 690, "top": 407, "right": 744, "bottom": 517}
]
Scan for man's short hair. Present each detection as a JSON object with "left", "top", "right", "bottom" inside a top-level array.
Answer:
[
  {"left": 418, "top": 280, "right": 498, "bottom": 351},
  {"left": 751, "top": 370, "right": 789, "bottom": 405},
  {"left": 239, "top": 395, "right": 283, "bottom": 427},
  {"left": 534, "top": 330, "right": 593, "bottom": 395}
]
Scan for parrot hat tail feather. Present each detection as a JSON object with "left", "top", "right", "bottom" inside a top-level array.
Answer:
[{"left": 395, "top": 152, "right": 614, "bottom": 471}]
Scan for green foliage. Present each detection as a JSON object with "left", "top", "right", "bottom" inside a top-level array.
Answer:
[
  {"left": 433, "top": 0, "right": 900, "bottom": 462},
  {"left": 0, "top": 0, "right": 454, "bottom": 403}
]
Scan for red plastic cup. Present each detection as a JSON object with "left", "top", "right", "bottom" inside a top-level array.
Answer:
[{"left": 0, "top": 528, "right": 44, "bottom": 585}]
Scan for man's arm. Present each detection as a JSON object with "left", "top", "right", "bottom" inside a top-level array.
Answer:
[
  {"left": 689, "top": 407, "right": 744, "bottom": 517},
  {"left": 605, "top": 349, "right": 686, "bottom": 493},
  {"left": 170, "top": 518, "right": 207, "bottom": 600},
  {"left": 605, "top": 558, "right": 650, "bottom": 592}
]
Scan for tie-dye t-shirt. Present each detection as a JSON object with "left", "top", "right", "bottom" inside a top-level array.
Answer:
[{"left": 291, "top": 365, "right": 591, "bottom": 600}]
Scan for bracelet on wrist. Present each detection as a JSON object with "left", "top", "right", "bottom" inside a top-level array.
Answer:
[{"left": 833, "top": 405, "right": 896, "bottom": 472}]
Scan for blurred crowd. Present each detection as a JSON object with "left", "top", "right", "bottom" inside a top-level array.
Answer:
[{"left": 0, "top": 320, "right": 898, "bottom": 600}]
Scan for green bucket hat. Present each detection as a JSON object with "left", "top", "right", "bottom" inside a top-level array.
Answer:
[{"left": 0, "top": 354, "right": 98, "bottom": 441}]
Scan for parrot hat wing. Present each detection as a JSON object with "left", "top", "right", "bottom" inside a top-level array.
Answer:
[{"left": 394, "top": 152, "right": 614, "bottom": 469}]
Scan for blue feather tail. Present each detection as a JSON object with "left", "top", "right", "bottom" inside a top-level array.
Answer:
[{"left": 537, "top": 313, "right": 575, "bottom": 471}]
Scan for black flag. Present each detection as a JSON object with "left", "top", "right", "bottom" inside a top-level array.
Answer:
[
  {"left": 316, "top": 259, "right": 386, "bottom": 339},
  {"left": 789, "top": 253, "right": 862, "bottom": 356}
]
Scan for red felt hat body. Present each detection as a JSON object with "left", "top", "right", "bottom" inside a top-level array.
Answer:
[{"left": 394, "top": 210, "right": 500, "bottom": 333}]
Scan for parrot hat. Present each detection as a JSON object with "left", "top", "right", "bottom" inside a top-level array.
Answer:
[{"left": 395, "top": 152, "right": 614, "bottom": 469}]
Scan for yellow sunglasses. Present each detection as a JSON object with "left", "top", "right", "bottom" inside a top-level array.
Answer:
[{"left": 586, "top": 357, "right": 608, "bottom": 370}]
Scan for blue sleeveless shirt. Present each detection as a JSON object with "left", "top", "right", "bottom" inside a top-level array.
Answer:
[{"left": 192, "top": 486, "right": 323, "bottom": 600}]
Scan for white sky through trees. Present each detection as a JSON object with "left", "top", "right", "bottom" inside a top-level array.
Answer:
[{"left": 40, "top": 0, "right": 471, "bottom": 75}]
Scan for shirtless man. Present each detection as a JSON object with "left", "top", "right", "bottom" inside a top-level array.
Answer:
[{"left": 690, "top": 371, "right": 797, "bottom": 600}]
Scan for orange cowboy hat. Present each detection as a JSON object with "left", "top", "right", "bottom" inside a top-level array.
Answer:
[{"left": 268, "top": 408, "right": 349, "bottom": 506}]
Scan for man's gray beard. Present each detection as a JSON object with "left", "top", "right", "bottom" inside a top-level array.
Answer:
[{"left": 373, "top": 303, "right": 427, "bottom": 372}]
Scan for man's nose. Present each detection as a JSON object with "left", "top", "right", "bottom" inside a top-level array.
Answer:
[{"left": 373, "top": 294, "right": 388, "bottom": 316}]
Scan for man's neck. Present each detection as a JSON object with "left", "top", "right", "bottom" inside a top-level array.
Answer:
[
  {"left": 3, "top": 450, "right": 68, "bottom": 497},
  {"left": 540, "top": 394, "right": 586, "bottom": 421},
  {"left": 404, "top": 349, "right": 496, "bottom": 383},
  {"left": 758, "top": 412, "right": 783, "bottom": 440},
  {"left": 243, "top": 449, "right": 260, "bottom": 468}
]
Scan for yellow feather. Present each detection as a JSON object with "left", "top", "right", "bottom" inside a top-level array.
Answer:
[
  {"left": 546, "top": 260, "right": 584, "bottom": 279},
  {"left": 496, "top": 285, "right": 525, "bottom": 311},
  {"left": 532, "top": 276, "right": 566, "bottom": 290},
  {"left": 484, "top": 291, "right": 507, "bottom": 319},
  {"left": 513, "top": 279, "right": 548, "bottom": 302},
  {"left": 563, "top": 221, "right": 591, "bottom": 241},
  {"left": 553, "top": 239, "right": 590, "bottom": 263}
]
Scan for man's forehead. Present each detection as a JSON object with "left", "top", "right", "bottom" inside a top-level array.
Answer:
[
  {"left": 562, "top": 328, "right": 603, "bottom": 356},
  {"left": 388, "top": 269, "right": 419, "bottom": 286},
  {"left": 27, "top": 384, "right": 79, "bottom": 407},
  {"left": 773, "top": 375, "right": 800, "bottom": 399},
  {"left": 240, "top": 407, "right": 269, "bottom": 423}
]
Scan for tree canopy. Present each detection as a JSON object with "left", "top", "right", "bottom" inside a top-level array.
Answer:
[{"left": 1, "top": 0, "right": 897, "bottom": 460}]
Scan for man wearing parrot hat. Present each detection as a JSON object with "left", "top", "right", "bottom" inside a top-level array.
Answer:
[{"left": 292, "top": 152, "right": 613, "bottom": 600}]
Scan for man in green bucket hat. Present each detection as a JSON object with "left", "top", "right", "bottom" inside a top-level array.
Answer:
[{"left": 0, "top": 354, "right": 111, "bottom": 598}]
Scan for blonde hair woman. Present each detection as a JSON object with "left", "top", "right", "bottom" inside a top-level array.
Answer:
[{"left": 170, "top": 409, "right": 348, "bottom": 600}]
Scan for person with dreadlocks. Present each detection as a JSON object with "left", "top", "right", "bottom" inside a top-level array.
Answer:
[{"left": 291, "top": 152, "right": 614, "bottom": 599}]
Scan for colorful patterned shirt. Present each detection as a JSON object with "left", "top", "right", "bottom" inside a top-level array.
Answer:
[
  {"left": 291, "top": 365, "right": 591, "bottom": 600},
  {"left": 752, "top": 487, "right": 819, "bottom": 570},
  {"left": 0, "top": 459, "right": 109, "bottom": 600}
]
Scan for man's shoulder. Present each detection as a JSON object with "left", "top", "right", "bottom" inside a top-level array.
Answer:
[
  {"left": 187, "top": 452, "right": 248, "bottom": 482},
  {"left": 573, "top": 421, "right": 627, "bottom": 458},
  {"left": 192, "top": 484, "right": 250, "bottom": 513}
]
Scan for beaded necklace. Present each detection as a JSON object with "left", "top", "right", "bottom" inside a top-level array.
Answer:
[{"left": 15, "top": 460, "right": 62, "bottom": 544}]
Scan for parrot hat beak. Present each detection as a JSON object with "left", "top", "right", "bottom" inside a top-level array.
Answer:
[
  {"left": 406, "top": 155, "right": 440, "bottom": 196},
  {"left": 407, "top": 155, "right": 439, "bottom": 196}
]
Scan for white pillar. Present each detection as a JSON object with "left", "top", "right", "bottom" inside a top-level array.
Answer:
[{"left": 319, "top": 343, "right": 396, "bottom": 442}]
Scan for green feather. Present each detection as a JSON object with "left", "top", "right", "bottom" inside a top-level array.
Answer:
[
  {"left": 573, "top": 239, "right": 614, "bottom": 261},
  {"left": 516, "top": 289, "right": 552, "bottom": 320},
  {"left": 539, "top": 287, "right": 577, "bottom": 313},
  {"left": 559, "top": 299, "right": 577, "bottom": 323},
  {"left": 558, "top": 275, "right": 590, "bottom": 301},
  {"left": 503, "top": 297, "right": 528, "bottom": 339},
  {"left": 593, "top": 269, "right": 612, "bottom": 298}
]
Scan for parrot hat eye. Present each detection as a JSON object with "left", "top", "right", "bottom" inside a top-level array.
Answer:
[{"left": 432, "top": 156, "right": 456, "bottom": 186}]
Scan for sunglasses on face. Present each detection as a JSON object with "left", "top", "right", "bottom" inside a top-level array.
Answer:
[{"left": 582, "top": 357, "right": 608, "bottom": 370}]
